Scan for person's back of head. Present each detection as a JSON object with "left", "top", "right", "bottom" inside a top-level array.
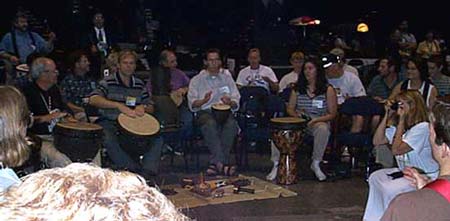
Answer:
[
  {"left": 0, "top": 86, "right": 30, "bottom": 168},
  {"left": 0, "top": 163, "right": 188, "bottom": 220}
]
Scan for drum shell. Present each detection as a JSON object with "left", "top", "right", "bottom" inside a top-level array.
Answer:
[
  {"left": 117, "top": 123, "right": 157, "bottom": 161},
  {"left": 212, "top": 107, "right": 231, "bottom": 125},
  {"left": 53, "top": 125, "right": 103, "bottom": 162},
  {"left": 270, "top": 121, "right": 306, "bottom": 131}
]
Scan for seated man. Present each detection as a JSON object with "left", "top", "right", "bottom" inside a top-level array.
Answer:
[
  {"left": 146, "top": 49, "right": 192, "bottom": 153},
  {"left": 322, "top": 53, "right": 366, "bottom": 133},
  {"left": 428, "top": 55, "right": 450, "bottom": 97},
  {"left": 187, "top": 48, "right": 240, "bottom": 176},
  {"left": 278, "top": 51, "right": 304, "bottom": 93},
  {"left": 381, "top": 101, "right": 450, "bottom": 221},
  {"left": 60, "top": 50, "right": 98, "bottom": 120},
  {"left": 236, "top": 48, "right": 279, "bottom": 93},
  {"left": 22, "top": 57, "right": 72, "bottom": 168},
  {"left": 89, "top": 50, "right": 162, "bottom": 177},
  {"left": 0, "top": 12, "right": 55, "bottom": 85},
  {"left": 0, "top": 163, "right": 187, "bottom": 220}
]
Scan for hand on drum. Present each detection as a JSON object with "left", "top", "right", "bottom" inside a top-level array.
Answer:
[
  {"left": 220, "top": 95, "right": 232, "bottom": 105},
  {"left": 118, "top": 103, "right": 137, "bottom": 118},
  {"left": 135, "top": 105, "right": 146, "bottom": 117},
  {"left": 47, "top": 111, "right": 68, "bottom": 122}
]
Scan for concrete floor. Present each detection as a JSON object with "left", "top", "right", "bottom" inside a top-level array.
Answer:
[{"left": 157, "top": 150, "right": 369, "bottom": 221}]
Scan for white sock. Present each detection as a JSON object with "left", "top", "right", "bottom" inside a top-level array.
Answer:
[
  {"left": 266, "top": 161, "right": 279, "bottom": 181},
  {"left": 310, "top": 160, "right": 326, "bottom": 181}
]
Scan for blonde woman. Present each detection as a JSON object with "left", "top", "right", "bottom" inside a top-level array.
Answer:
[
  {"left": 364, "top": 90, "right": 439, "bottom": 221},
  {"left": 0, "top": 86, "right": 31, "bottom": 191}
]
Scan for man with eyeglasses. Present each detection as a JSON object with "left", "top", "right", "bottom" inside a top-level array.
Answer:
[{"left": 22, "top": 57, "right": 72, "bottom": 168}]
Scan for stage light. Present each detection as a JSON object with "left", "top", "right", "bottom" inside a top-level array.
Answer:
[{"left": 357, "top": 23, "right": 369, "bottom": 32}]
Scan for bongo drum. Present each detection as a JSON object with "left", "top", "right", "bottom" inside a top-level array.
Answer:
[
  {"left": 53, "top": 121, "right": 103, "bottom": 162},
  {"left": 212, "top": 103, "right": 231, "bottom": 125},
  {"left": 117, "top": 113, "right": 160, "bottom": 160},
  {"left": 270, "top": 117, "right": 306, "bottom": 185}
]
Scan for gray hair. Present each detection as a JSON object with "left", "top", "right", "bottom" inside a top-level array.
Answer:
[{"left": 30, "top": 57, "right": 50, "bottom": 79}]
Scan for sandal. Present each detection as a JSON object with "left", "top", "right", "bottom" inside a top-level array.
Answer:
[
  {"left": 206, "top": 164, "right": 220, "bottom": 176},
  {"left": 223, "top": 165, "right": 238, "bottom": 177}
]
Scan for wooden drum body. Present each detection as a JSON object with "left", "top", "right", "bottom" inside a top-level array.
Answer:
[
  {"left": 117, "top": 113, "right": 160, "bottom": 160},
  {"left": 270, "top": 117, "right": 306, "bottom": 185},
  {"left": 53, "top": 122, "right": 103, "bottom": 162},
  {"left": 212, "top": 103, "right": 231, "bottom": 125}
]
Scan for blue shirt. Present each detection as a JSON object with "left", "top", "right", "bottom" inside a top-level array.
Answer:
[{"left": 0, "top": 30, "right": 53, "bottom": 63}]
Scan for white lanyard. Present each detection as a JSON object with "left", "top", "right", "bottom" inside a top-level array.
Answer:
[{"left": 39, "top": 92, "right": 52, "bottom": 112}]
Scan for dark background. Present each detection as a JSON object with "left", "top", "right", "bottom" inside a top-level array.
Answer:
[{"left": 2, "top": 0, "right": 448, "bottom": 64}]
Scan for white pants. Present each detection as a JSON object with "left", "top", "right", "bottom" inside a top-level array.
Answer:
[{"left": 363, "top": 168, "right": 416, "bottom": 221}]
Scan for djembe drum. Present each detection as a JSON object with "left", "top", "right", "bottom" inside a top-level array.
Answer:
[
  {"left": 117, "top": 113, "right": 160, "bottom": 161},
  {"left": 270, "top": 117, "right": 306, "bottom": 185},
  {"left": 212, "top": 103, "right": 231, "bottom": 125},
  {"left": 53, "top": 121, "right": 103, "bottom": 162}
]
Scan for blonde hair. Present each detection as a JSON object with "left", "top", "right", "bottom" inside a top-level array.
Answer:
[
  {"left": 290, "top": 51, "right": 305, "bottom": 61},
  {"left": 118, "top": 49, "right": 138, "bottom": 63},
  {"left": 0, "top": 163, "right": 189, "bottom": 221},
  {"left": 396, "top": 90, "right": 429, "bottom": 129},
  {"left": 0, "top": 86, "right": 30, "bottom": 168}
]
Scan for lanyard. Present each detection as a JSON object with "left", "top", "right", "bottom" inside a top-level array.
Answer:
[{"left": 39, "top": 92, "right": 52, "bottom": 112}]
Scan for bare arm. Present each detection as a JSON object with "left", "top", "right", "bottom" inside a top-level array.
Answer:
[
  {"left": 428, "top": 87, "right": 437, "bottom": 110},
  {"left": 391, "top": 118, "right": 413, "bottom": 155},
  {"left": 388, "top": 83, "right": 402, "bottom": 101},
  {"left": 286, "top": 90, "right": 298, "bottom": 117},
  {"left": 311, "top": 86, "right": 337, "bottom": 123},
  {"left": 67, "top": 102, "right": 84, "bottom": 113},
  {"left": 373, "top": 111, "right": 390, "bottom": 146}
]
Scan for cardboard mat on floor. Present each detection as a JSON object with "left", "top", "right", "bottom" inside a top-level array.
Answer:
[{"left": 164, "top": 174, "right": 297, "bottom": 209}]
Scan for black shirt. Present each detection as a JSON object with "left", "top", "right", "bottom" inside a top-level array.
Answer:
[{"left": 23, "top": 82, "right": 68, "bottom": 135}]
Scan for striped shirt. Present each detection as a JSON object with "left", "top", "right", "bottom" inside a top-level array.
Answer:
[
  {"left": 367, "top": 74, "right": 403, "bottom": 100},
  {"left": 90, "top": 73, "right": 151, "bottom": 120},
  {"left": 430, "top": 75, "right": 450, "bottom": 96},
  {"left": 296, "top": 92, "right": 328, "bottom": 119}
]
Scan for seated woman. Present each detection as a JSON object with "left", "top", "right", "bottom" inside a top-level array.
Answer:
[
  {"left": 286, "top": 58, "right": 338, "bottom": 181},
  {"left": 0, "top": 86, "right": 32, "bottom": 191},
  {"left": 364, "top": 90, "right": 440, "bottom": 221},
  {"left": 389, "top": 57, "right": 437, "bottom": 109},
  {"left": 381, "top": 101, "right": 450, "bottom": 220}
]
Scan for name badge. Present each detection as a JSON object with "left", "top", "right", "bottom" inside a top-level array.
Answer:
[
  {"left": 312, "top": 99, "right": 324, "bottom": 108},
  {"left": 126, "top": 96, "right": 137, "bottom": 107},
  {"left": 219, "top": 86, "right": 230, "bottom": 94}
]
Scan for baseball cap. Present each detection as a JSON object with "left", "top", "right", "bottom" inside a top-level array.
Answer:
[{"left": 321, "top": 53, "right": 340, "bottom": 69}]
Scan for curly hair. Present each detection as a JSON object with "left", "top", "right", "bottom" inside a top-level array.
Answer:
[
  {"left": 0, "top": 86, "right": 30, "bottom": 168},
  {"left": 0, "top": 163, "right": 189, "bottom": 221}
]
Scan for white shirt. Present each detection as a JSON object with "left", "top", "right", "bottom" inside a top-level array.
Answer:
[
  {"left": 187, "top": 69, "right": 240, "bottom": 112},
  {"left": 327, "top": 71, "right": 366, "bottom": 104},
  {"left": 278, "top": 71, "right": 299, "bottom": 92},
  {"left": 236, "top": 65, "right": 278, "bottom": 92},
  {"left": 385, "top": 122, "right": 439, "bottom": 179},
  {"left": 94, "top": 27, "right": 107, "bottom": 44},
  {"left": 344, "top": 64, "right": 359, "bottom": 77}
]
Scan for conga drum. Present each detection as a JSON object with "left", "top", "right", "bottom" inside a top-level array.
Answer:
[
  {"left": 53, "top": 121, "right": 103, "bottom": 162},
  {"left": 117, "top": 113, "right": 160, "bottom": 160},
  {"left": 212, "top": 103, "right": 231, "bottom": 125},
  {"left": 270, "top": 117, "right": 306, "bottom": 185}
]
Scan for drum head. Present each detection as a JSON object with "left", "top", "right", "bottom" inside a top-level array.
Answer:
[
  {"left": 270, "top": 117, "right": 306, "bottom": 130},
  {"left": 56, "top": 122, "right": 103, "bottom": 131},
  {"left": 212, "top": 103, "right": 231, "bottom": 111},
  {"left": 270, "top": 117, "right": 305, "bottom": 124},
  {"left": 118, "top": 113, "right": 160, "bottom": 136}
]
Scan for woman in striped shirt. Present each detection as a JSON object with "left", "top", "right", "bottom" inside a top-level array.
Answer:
[{"left": 287, "top": 58, "right": 338, "bottom": 181}]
